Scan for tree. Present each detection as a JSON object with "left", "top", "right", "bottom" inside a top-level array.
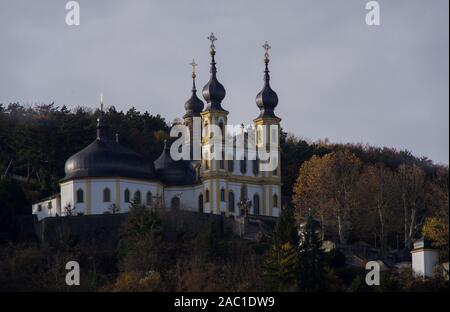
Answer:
[
  {"left": 118, "top": 202, "right": 162, "bottom": 273},
  {"left": 422, "top": 217, "right": 449, "bottom": 250},
  {"left": 297, "top": 215, "right": 325, "bottom": 291},
  {"left": 263, "top": 241, "right": 299, "bottom": 291},
  {"left": 356, "top": 164, "right": 399, "bottom": 253},
  {"left": 293, "top": 150, "right": 361, "bottom": 244},
  {"left": 398, "top": 164, "right": 427, "bottom": 249}
]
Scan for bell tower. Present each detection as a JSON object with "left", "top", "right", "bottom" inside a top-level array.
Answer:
[
  {"left": 200, "top": 33, "right": 229, "bottom": 213},
  {"left": 253, "top": 41, "right": 282, "bottom": 216}
]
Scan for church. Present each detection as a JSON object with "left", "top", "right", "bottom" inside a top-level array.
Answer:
[{"left": 32, "top": 34, "right": 282, "bottom": 221}]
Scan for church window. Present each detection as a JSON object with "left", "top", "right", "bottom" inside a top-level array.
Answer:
[
  {"left": 228, "top": 160, "right": 234, "bottom": 172},
  {"left": 205, "top": 189, "right": 210, "bottom": 203},
  {"left": 198, "top": 193, "right": 204, "bottom": 213},
  {"left": 228, "top": 191, "right": 235, "bottom": 212},
  {"left": 253, "top": 158, "right": 259, "bottom": 175},
  {"left": 76, "top": 189, "right": 84, "bottom": 203},
  {"left": 103, "top": 187, "right": 111, "bottom": 202},
  {"left": 124, "top": 189, "right": 130, "bottom": 203},
  {"left": 240, "top": 158, "right": 247, "bottom": 175},
  {"left": 273, "top": 194, "right": 279, "bottom": 208},
  {"left": 253, "top": 194, "right": 260, "bottom": 215},
  {"left": 37, "top": 204, "right": 42, "bottom": 212},
  {"left": 48, "top": 201, "right": 52, "bottom": 210},
  {"left": 146, "top": 191, "right": 153, "bottom": 206},
  {"left": 272, "top": 156, "right": 278, "bottom": 175},
  {"left": 220, "top": 188, "right": 225, "bottom": 202},
  {"left": 134, "top": 190, "right": 141, "bottom": 204}
]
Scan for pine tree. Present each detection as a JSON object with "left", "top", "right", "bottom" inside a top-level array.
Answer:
[
  {"left": 263, "top": 241, "right": 299, "bottom": 291},
  {"left": 297, "top": 215, "right": 325, "bottom": 291}
]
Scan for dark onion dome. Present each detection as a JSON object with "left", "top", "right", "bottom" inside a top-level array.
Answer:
[
  {"left": 61, "top": 113, "right": 155, "bottom": 182},
  {"left": 255, "top": 41, "right": 279, "bottom": 119},
  {"left": 153, "top": 140, "right": 198, "bottom": 185},
  {"left": 202, "top": 33, "right": 227, "bottom": 112},
  {"left": 184, "top": 59, "right": 204, "bottom": 118}
]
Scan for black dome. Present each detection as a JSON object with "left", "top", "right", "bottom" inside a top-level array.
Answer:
[
  {"left": 62, "top": 139, "right": 155, "bottom": 182},
  {"left": 184, "top": 86, "right": 204, "bottom": 118},
  {"left": 154, "top": 141, "right": 198, "bottom": 185},
  {"left": 255, "top": 59, "right": 279, "bottom": 119},
  {"left": 202, "top": 49, "right": 227, "bottom": 111}
]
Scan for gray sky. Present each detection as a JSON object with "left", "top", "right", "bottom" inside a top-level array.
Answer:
[{"left": 0, "top": 0, "right": 448, "bottom": 164}]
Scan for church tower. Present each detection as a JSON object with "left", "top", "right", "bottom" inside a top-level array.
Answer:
[
  {"left": 253, "top": 41, "right": 282, "bottom": 216},
  {"left": 183, "top": 59, "right": 204, "bottom": 159},
  {"left": 200, "top": 33, "right": 228, "bottom": 213}
]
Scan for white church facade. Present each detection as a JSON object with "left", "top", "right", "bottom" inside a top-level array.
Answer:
[{"left": 32, "top": 34, "right": 282, "bottom": 221}]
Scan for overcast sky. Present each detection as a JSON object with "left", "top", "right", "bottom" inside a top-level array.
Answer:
[{"left": 0, "top": 0, "right": 448, "bottom": 164}]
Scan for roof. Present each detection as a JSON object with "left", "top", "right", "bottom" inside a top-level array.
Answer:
[{"left": 62, "top": 138, "right": 155, "bottom": 182}]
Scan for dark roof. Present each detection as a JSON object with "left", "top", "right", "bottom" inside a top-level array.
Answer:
[
  {"left": 255, "top": 58, "right": 279, "bottom": 119},
  {"left": 62, "top": 138, "right": 155, "bottom": 182},
  {"left": 184, "top": 81, "right": 204, "bottom": 118},
  {"left": 153, "top": 141, "right": 198, "bottom": 186},
  {"left": 202, "top": 49, "right": 227, "bottom": 112}
]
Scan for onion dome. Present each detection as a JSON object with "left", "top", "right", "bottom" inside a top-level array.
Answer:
[
  {"left": 184, "top": 59, "right": 204, "bottom": 118},
  {"left": 153, "top": 140, "right": 197, "bottom": 185},
  {"left": 255, "top": 41, "right": 279, "bottom": 119},
  {"left": 202, "top": 33, "right": 227, "bottom": 111},
  {"left": 61, "top": 96, "right": 155, "bottom": 182}
]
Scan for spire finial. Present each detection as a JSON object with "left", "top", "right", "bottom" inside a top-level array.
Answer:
[
  {"left": 189, "top": 59, "right": 198, "bottom": 90},
  {"left": 262, "top": 41, "right": 271, "bottom": 62},
  {"left": 262, "top": 41, "right": 271, "bottom": 82},
  {"left": 100, "top": 93, "right": 104, "bottom": 112},
  {"left": 207, "top": 32, "right": 217, "bottom": 51}
]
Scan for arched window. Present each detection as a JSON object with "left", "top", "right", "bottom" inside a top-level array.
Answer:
[
  {"left": 205, "top": 189, "right": 210, "bottom": 203},
  {"left": 240, "top": 157, "right": 247, "bottom": 175},
  {"left": 146, "top": 191, "right": 153, "bottom": 206},
  {"left": 124, "top": 189, "right": 130, "bottom": 203},
  {"left": 198, "top": 194, "right": 204, "bottom": 213},
  {"left": 273, "top": 194, "right": 279, "bottom": 208},
  {"left": 171, "top": 196, "right": 180, "bottom": 210},
  {"left": 253, "top": 194, "right": 260, "bottom": 215},
  {"left": 228, "top": 160, "right": 234, "bottom": 173},
  {"left": 220, "top": 188, "right": 225, "bottom": 202},
  {"left": 134, "top": 190, "right": 141, "bottom": 204},
  {"left": 103, "top": 187, "right": 111, "bottom": 202},
  {"left": 76, "top": 189, "right": 84, "bottom": 203},
  {"left": 253, "top": 158, "right": 259, "bottom": 175},
  {"left": 228, "top": 191, "right": 235, "bottom": 212}
]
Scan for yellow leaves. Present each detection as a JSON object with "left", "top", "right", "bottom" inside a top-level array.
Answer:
[
  {"left": 422, "top": 217, "right": 449, "bottom": 248},
  {"left": 111, "top": 270, "right": 161, "bottom": 292}
]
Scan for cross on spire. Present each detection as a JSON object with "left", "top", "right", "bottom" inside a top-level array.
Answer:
[
  {"left": 262, "top": 41, "right": 271, "bottom": 60},
  {"left": 189, "top": 59, "right": 197, "bottom": 75},
  {"left": 207, "top": 32, "right": 217, "bottom": 51}
]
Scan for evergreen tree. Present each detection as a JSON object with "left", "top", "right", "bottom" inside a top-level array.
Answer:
[
  {"left": 297, "top": 215, "right": 325, "bottom": 291},
  {"left": 263, "top": 241, "right": 299, "bottom": 291}
]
